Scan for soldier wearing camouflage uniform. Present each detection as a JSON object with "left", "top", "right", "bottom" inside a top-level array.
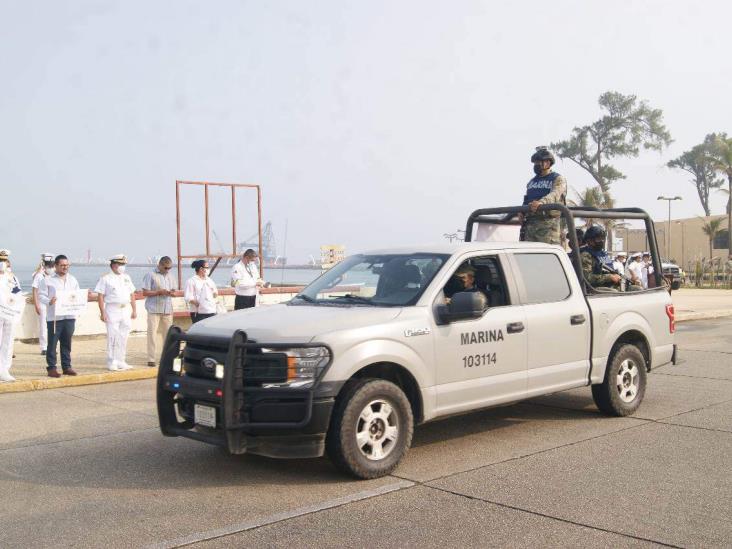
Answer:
[
  {"left": 521, "top": 147, "right": 567, "bottom": 245},
  {"left": 581, "top": 225, "right": 622, "bottom": 289}
]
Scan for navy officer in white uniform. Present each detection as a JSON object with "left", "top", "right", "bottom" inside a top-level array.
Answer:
[{"left": 95, "top": 254, "right": 137, "bottom": 371}]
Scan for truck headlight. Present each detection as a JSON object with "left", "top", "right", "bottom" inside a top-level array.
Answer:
[{"left": 261, "top": 346, "right": 331, "bottom": 388}]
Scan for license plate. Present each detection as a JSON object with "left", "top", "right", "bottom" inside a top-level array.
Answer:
[{"left": 194, "top": 404, "right": 216, "bottom": 428}]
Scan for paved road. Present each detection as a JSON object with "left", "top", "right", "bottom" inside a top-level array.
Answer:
[{"left": 1, "top": 319, "right": 730, "bottom": 548}]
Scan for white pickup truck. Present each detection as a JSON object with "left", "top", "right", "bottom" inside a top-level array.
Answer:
[{"left": 157, "top": 206, "right": 677, "bottom": 479}]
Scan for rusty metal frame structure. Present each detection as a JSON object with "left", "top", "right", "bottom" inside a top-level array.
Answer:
[{"left": 175, "top": 180, "right": 263, "bottom": 288}]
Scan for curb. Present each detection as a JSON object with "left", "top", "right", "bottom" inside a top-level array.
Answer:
[
  {"left": 676, "top": 310, "right": 732, "bottom": 323},
  {"left": 0, "top": 368, "right": 158, "bottom": 395}
]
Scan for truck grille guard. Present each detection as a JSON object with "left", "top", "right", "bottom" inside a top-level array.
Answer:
[{"left": 156, "top": 326, "right": 332, "bottom": 453}]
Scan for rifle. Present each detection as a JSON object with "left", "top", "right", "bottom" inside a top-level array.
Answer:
[{"left": 600, "top": 263, "right": 637, "bottom": 290}]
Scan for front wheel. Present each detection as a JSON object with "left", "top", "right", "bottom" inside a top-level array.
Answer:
[
  {"left": 326, "top": 379, "right": 413, "bottom": 479},
  {"left": 592, "top": 344, "right": 647, "bottom": 416}
]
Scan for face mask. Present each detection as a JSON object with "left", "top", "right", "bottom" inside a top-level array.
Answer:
[
  {"left": 0, "top": 262, "right": 5, "bottom": 273},
  {"left": 533, "top": 164, "right": 543, "bottom": 175},
  {"left": 116, "top": 265, "right": 126, "bottom": 274},
  {"left": 591, "top": 240, "right": 604, "bottom": 251},
  {"left": 202, "top": 269, "right": 209, "bottom": 276},
  {"left": 45, "top": 267, "right": 54, "bottom": 275}
]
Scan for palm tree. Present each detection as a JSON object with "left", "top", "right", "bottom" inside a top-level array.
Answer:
[
  {"left": 699, "top": 216, "right": 724, "bottom": 263},
  {"left": 706, "top": 133, "right": 732, "bottom": 254},
  {"left": 569, "top": 185, "right": 617, "bottom": 244}
]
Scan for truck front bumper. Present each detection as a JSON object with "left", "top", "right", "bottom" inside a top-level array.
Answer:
[{"left": 157, "top": 327, "right": 335, "bottom": 459}]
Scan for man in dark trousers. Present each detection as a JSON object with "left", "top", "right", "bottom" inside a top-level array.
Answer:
[{"left": 230, "top": 249, "right": 265, "bottom": 310}]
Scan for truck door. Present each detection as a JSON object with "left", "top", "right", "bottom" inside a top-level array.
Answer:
[
  {"left": 508, "top": 252, "right": 591, "bottom": 397},
  {"left": 432, "top": 254, "right": 528, "bottom": 415}
]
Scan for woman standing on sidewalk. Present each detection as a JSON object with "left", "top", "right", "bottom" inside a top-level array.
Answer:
[{"left": 184, "top": 260, "right": 218, "bottom": 324}]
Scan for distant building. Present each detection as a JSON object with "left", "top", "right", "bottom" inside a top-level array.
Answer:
[
  {"left": 614, "top": 214, "right": 730, "bottom": 271},
  {"left": 320, "top": 245, "right": 345, "bottom": 270}
]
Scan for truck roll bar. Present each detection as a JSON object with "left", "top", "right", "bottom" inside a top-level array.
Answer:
[{"left": 464, "top": 204, "right": 664, "bottom": 290}]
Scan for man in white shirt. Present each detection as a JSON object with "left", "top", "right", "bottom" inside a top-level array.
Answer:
[
  {"left": 0, "top": 249, "right": 22, "bottom": 382},
  {"left": 230, "top": 249, "right": 264, "bottom": 310},
  {"left": 626, "top": 253, "right": 644, "bottom": 289},
  {"left": 95, "top": 254, "right": 137, "bottom": 371},
  {"left": 38, "top": 254, "right": 82, "bottom": 378},
  {"left": 32, "top": 253, "right": 55, "bottom": 356},
  {"left": 611, "top": 252, "right": 626, "bottom": 277}
]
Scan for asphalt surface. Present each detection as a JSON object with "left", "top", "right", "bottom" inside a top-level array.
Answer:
[{"left": 1, "top": 319, "right": 730, "bottom": 548}]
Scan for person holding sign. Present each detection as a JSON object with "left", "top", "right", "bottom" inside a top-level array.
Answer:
[
  {"left": 95, "top": 255, "right": 137, "bottom": 371},
  {"left": 0, "top": 249, "right": 22, "bottom": 382},
  {"left": 230, "top": 249, "right": 264, "bottom": 310},
  {"left": 38, "top": 255, "right": 82, "bottom": 378},
  {"left": 185, "top": 259, "right": 218, "bottom": 323}
]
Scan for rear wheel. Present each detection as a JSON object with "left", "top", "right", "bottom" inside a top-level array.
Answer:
[
  {"left": 326, "top": 378, "right": 413, "bottom": 479},
  {"left": 592, "top": 344, "right": 647, "bottom": 416}
]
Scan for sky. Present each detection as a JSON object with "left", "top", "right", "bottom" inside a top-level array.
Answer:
[{"left": 2, "top": 0, "right": 731, "bottom": 265}]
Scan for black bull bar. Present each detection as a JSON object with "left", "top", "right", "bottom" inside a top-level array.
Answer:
[{"left": 156, "top": 326, "right": 332, "bottom": 454}]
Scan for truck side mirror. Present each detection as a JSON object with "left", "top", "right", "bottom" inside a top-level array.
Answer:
[{"left": 436, "top": 291, "right": 487, "bottom": 325}]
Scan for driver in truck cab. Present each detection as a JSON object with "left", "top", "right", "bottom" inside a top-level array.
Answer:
[{"left": 444, "top": 264, "right": 490, "bottom": 305}]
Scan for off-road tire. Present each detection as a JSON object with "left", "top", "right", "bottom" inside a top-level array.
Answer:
[
  {"left": 592, "top": 344, "right": 647, "bottom": 416},
  {"left": 326, "top": 378, "right": 413, "bottom": 479}
]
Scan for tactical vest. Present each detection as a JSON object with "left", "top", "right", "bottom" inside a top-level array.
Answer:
[
  {"left": 586, "top": 248, "right": 613, "bottom": 275},
  {"left": 523, "top": 172, "right": 560, "bottom": 205}
]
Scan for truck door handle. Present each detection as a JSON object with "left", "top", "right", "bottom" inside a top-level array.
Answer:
[
  {"left": 570, "top": 314, "right": 586, "bottom": 325},
  {"left": 506, "top": 322, "right": 524, "bottom": 334}
]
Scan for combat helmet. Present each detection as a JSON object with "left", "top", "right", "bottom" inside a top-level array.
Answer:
[
  {"left": 530, "top": 146, "right": 555, "bottom": 165},
  {"left": 584, "top": 225, "right": 607, "bottom": 241}
]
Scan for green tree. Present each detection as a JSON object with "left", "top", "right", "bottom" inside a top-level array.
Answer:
[
  {"left": 699, "top": 216, "right": 724, "bottom": 262},
  {"left": 706, "top": 133, "right": 732, "bottom": 255},
  {"left": 551, "top": 91, "right": 672, "bottom": 250},
  {"left": 667, "top": 143, "right": 722, "bottom": 216},
  {"left": 568, "top": 185, "right": 608, "bottom": 229}
]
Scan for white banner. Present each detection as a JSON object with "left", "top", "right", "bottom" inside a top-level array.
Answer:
[
  {"left": 0, "top": 291, "right": 26, "bottom": 322},
  {"left": 55, "top": 289, "right": 89, "bottom": 317}
]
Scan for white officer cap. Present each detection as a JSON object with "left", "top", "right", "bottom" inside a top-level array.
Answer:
[
  {"left": 109, "top": 254, "right": 128, "bottom": 264},
  {"left": 630, "top": 252, "right": 642, "bottom": 259},
  {"left": 0, "top": 249, "right": 10, "bottom": 260},
  {"left": 615, "top": 251, "right": 627, "bottom": 258}
]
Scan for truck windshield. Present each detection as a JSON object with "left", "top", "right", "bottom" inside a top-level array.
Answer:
[{"left": 292, "top": 253, "right": 449, "bottom": 306}]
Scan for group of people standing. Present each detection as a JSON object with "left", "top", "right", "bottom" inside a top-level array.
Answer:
[
  {"left": 0, "top": 249, "right": 266, "bottom": 382},
  {"left": 182, "top": 248, "right": 265, "bottom": 324}
]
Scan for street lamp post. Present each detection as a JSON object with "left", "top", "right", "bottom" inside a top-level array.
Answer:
[
  {"left": 675, "top": 220, "right": 685, "bottom": 267},
  {"left": 657, "top": 196, "right": 682, "bottom": 259}
]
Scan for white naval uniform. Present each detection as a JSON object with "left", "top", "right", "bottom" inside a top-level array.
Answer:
[
  {"left": 95, "top": 272, "right": 136, "bottom": 370},
  {"left": 627, "top": 261, "right": 644, "bottom": 288},
  {"left": 0, "top": 272, "right": 21, "bottom": 381},
  {"left": 32, "top": 271, "right": 49, "bottom": 351}
]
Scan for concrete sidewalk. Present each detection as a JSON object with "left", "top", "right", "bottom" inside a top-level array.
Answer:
[
  {"left": 1, "top": 288, "right": 731, "bottom": 394},
  {"left": 672, "top": 288, "right": 732, "bottom": 321},
  {"left": 1, "top": 333, "right": 156, "bottom": 394}
]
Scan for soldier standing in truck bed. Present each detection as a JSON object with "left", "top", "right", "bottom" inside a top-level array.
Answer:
[{"left": 521, "top": 146, "right": 567, "bottom": 245}]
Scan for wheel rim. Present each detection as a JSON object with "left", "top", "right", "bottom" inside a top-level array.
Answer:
[
  {"left": 355, "top": 399, "right": 399, "bottom": 461},
  {"left": 616, "top": 359, "right": 640, "bottom": 403}
]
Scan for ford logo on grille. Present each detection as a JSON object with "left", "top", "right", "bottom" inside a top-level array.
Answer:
[{"left": 201, "top": 357, "right": 218, "bottom": 370}]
